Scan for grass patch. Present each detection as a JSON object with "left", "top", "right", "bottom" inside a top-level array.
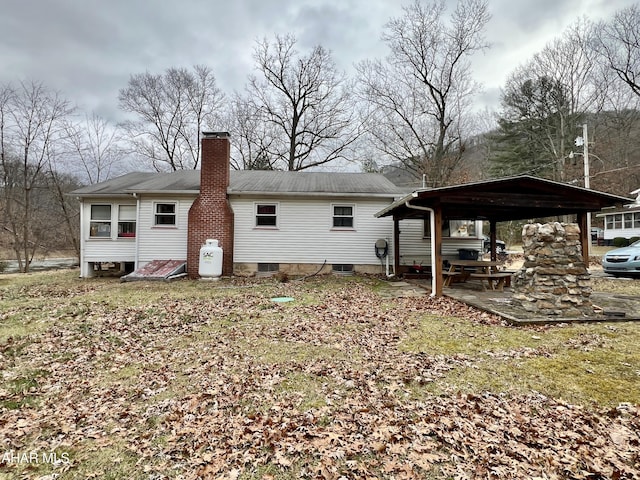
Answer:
[
  {"left": 247, "top": 338, "right": 346, "bottom": 364},
  {"left": 275, "top": 372, "right": 330, "bottom": 410},
  {"left": 1, "top": 270, "right": 639, "bottom": 479},
  {"left": 401, "top": 316, "right": 640, "bottom": 406},
  {"left": 400, "top": 314, "right": 540, "bottom": 356},
  {"left": 0, "top": 369, "right": 48, "bottom": 409}
]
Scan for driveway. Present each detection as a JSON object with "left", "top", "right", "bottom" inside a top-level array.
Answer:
[{"left": 2, "top": 257, "right": 78, "bottom": 274}]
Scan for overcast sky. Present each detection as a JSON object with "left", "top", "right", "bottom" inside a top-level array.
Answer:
[{"left": 1, "top": 0, "right": 636, "bottom": 124}]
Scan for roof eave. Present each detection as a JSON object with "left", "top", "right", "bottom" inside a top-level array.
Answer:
[
  {"left": 125, "top": 190, "right": 199, "bottom": 196},
  {"left": 228, "top": 191, "right": 402, "bottom": 198},
  {"left": 374, "top": 191, "right": 418, "bottom": 217},
  {"left": 70, "top": 193, "right": 137, "bottom": 199}
]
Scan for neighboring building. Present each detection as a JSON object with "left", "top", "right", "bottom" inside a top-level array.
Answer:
[
  {"left": 71, "top": 132, "right": 486, "bottom": 278},
  {"left": 597, "top": 188, "right": 640, "bottom": 243}
]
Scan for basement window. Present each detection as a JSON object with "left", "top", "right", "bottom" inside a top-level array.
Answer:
[
  {"left": 258, "top": 263, "right": 279, "bottom": 273},
  {"left": 332, "top": 264, "right": 354, "bottom": 274}
]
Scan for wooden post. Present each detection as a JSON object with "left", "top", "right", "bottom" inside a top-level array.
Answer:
[
  {"left": 577, "top": 212, "right": 589, "bottom": 264},
  {"left": 433, "top": 206, "right": 443, "bottom": 296},
  {"left": 490, "top": 219, "right": 497, "bottom": 262},
  {"left": 393, "top": 216, "right": 400, "bottom": 277}
]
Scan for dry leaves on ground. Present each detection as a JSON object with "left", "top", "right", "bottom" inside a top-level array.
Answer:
[{"left": 0, "top": 275, "right": 638, "bottom": 479}]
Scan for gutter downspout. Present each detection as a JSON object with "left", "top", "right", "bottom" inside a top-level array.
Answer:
[
  {"left": 404, "top": 197, "right": 436, "bottom": 297},
  {"left": 133, "top": 193, "right": 140, "bottom": 270},
  {"left": 78, "top": 198, "right": 85, "bottom": 277}
]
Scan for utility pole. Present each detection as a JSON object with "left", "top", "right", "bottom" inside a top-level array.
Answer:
[
  {"left": 582, "top": 123, "right": 591, "bottom": 257},
  {"left": 574, "top": 124, "right": 591, "bottom": 257}
]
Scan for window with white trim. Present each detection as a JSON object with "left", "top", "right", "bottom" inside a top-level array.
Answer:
[
  {"left": 155, "top": 203, "right": 176, "bottom": 226},
  {"left": 613, "top": 214, "right": 623, "bottom": 229},
  {"left": 255, "top": 204, "right": 277, "bottom": 227},
  {"left": 424, "top": 219, "right": 476, "bottom": 238},
  {"left": 118, "top": 205, "right": 137, "bottom": 237},
  {"left": 446, "top": 220, "right": 476, "bottom": 237},
  {"left": 624, "top": 213, "right": 633, "bottom": 229},
  {"left": 332, "top": 205, "right": 354, "bottom": 229},
  {"left": 90, "top": 204, "right": 111, "bottom": 238}
]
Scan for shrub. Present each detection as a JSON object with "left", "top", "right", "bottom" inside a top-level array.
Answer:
[
  {"left": 613, "top": 237, "right": 630, "bottom": 248},
  {"left": 629, "top": 237, "right": 640, "bottom": 245}
]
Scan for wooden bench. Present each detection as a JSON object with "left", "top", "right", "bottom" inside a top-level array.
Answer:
[
  {"left": 468, "top": 272, "right": 512, "bottom": 291},
  {"left": 501, "top": 270, "right": 518, "bottom": 288},
  {"left": 443, "top": 271, "right": 467, "bottom": 287}
]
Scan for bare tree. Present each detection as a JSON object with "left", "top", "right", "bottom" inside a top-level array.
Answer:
[
  {"left": 64, "top": 113, "right": 125, "bottom": 184},
  {"left": 65, "top": 113, "right": 125, "bottom": 184},
  {"left": 227, "top": 93, "right": 277, "bottom": 170},
  {"left": 118, "top": 65, "right": 223, "bottom": 171},
  {"left": 0, "top": 80, "right": 74, "bottom": 272},
  {"left": 356, "top": 0, "right": 490, "bottom": 187},
  {"left": 594, "top": 4, "right": 640, "bottom": 98},
  {"left": 490, "top": 19, "right": 598, "bottom": 182},
  {"left": 245, "top": 34, "right": 361, "bottom": 171}
]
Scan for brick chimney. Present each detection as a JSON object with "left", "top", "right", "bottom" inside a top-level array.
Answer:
[{"left": 187, "top": 132, "right": 234, "bottom": 278}]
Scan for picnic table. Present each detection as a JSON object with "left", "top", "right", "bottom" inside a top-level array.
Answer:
[{"left": 443, "top": 260, "right": 512, "bottom": 291}]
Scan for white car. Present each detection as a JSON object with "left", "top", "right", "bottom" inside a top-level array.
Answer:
[{"left": 602, "top": 240, "right": 640, "bottom": 277}]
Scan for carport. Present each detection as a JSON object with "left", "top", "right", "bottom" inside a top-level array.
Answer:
[{"left": 375, "top": 175, "right": 631, "bottom": 297}]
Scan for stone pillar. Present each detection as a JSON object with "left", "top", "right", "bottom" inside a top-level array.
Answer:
[{"left": 513, "top": 222, "right": 593, "bottom": 317}]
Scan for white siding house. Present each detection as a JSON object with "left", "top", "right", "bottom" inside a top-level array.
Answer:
[
  {"left": 71, "top": 131, "right": 489, "bottom": 279},
  {"left": 72, "top": 169, "right": 491, "bottom": 278},
  {"left": 79, "top": 198, "right": 139, "bottom": 276},
  {"left": 136, "top": 195, "right": 195, "bottom": 266},
  {"left": 398, "top": 218, "right": 484, "bottom": 268},
  {"left": 232, "top": 196, "right": 395, "bottom": 269},
  {"left": 72, "top": 170, "right": 405, "bottom": 277},
  {"left": 596, "top": 188, "right": 640, "bottom": 242}
]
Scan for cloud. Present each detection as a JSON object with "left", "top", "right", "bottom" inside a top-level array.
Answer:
[{"left": 0, "top": 0, "right": 636, "bottom": 123}]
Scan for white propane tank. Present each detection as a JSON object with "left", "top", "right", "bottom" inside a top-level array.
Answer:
[{"left": 198, "top": 239, "right": 223, "bottom": 280}]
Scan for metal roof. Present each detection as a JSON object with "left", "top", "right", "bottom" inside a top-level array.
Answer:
[
  {"left": 70, "top": 172, "right": 159, "bottom": 197},
  {"left": 227, "top": 170, "right": 404, "bottom": 196},
  {"left": 71, "top": 170, "right": 406, "bottom": 197},
  {"left": 376, "top": 175, "right": 633, "bottom": 221}
]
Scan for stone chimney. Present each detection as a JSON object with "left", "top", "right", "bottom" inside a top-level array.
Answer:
[
  {"left": 187, "top": 132, "right": 234, "bottom": 278},
  {"left": 513, "top": 222, "right": 592, "bottom": 317}
]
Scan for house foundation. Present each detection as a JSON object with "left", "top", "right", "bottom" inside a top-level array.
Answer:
[{"left": 233, "top": 262, "right": 387, "bottom": 277}]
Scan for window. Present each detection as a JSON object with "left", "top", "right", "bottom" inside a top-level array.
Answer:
[
  {"left": 449, "top": 220, "right": 476, "bottom": 237},
  {"left": 613, "top": 214, "right": 623, "bottom": 229},
  {"left": 624, "top": 213, "right": 633, "bottom": 229},
  {"left": 258, "top": 263, "right": 279, "bottom": 273},
  {"left": 635, "top": 213, "right": 640, "bottom": 229},
  {"left": 155, "top": 203, "right": 176, "bottom": 226},
  {"left": 606, "top": 215, "right": 614, "bottom": 230},
  {"left": 332, "top": 205, "right": 354, "bottom": 228},
  {"left": 118, "top": 205, "right": 137, "bottom": 237},
  {"left": 90, "top": 205, "right": 111, "bottom": 238},
  {"left": 255, "top": 204, "right": 277, "bottom": 227},
  {"left": 332, "top": 264, "right": 354, "bottom": 274},
  {"left": 422, "top": 218, "right": 432, "bottom": 237},
  {"left": 423, "top": 219, "right": 477, "bottom": 238}
]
